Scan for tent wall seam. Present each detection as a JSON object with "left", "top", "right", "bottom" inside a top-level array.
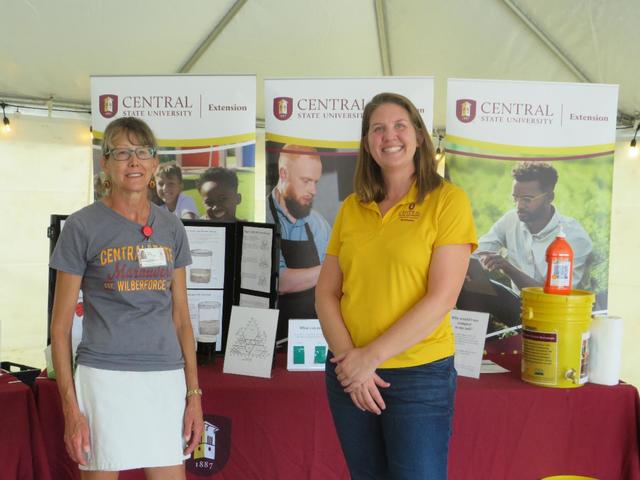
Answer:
[{"left": 374, "top": 0, "right": 392, "bottom": 76}]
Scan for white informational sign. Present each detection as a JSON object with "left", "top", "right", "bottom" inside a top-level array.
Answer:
[
  {"left": 265, "top": 77, "right": 435, "bottom": 145},
  {"left": 91, "top": 75, "right": 256, "bottom": 146},
  {"left": 446, "top": 78, "right": 618, "bottom": 148},
  {"left": 480, "top": 359, "right": 509, "bottom": 374},
  {"left": 185, "top": 226, "right": 226, "bottom": 289},
  {"left": 223, "top": 307, "right": 279, "bottom": 378},
  {"left": 240, "top": 226, "right": 273, "bottom": 293},
  {"left": 239, "top": 293, "right": 270, "bottom": 309},
  {"left": 187, "top": 289, "right": 224, "bottom": 351},
  {"left": 451, "top": 309, "right": 490, "bottom": 378},
  {"left": 90, "top": 74, "right": 257, "bottom": 221},
  {"left": 286, "top": 319, "right": 328, "bottom": 371}
]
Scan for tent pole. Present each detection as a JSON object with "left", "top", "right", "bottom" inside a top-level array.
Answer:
[
  {"left": 178, "top": 0, "right": 248, "bottom": 73},
  {"left": 502, "top": 0, "right": 633, "bottom": 126},
  {"left": 374, "top": 0, "right": 392, "bottom": 76}
]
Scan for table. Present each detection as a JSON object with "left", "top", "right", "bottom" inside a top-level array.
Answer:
[
  {"left": 34, "top": 354, "right": 640, "bottom": 479},
  {"left": 0, "top": 371, "right": 52, "bottom": 480},
  {"left": 33, "top": 375, "right": 82, "bottom": 480},
  {"left": 450, "top": 354, "right": 640, "bottom": 480}
]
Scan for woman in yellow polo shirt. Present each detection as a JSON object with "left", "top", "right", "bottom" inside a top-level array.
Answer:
[{"left": 316, "top": 92, "right": 477, "bottom": 479}]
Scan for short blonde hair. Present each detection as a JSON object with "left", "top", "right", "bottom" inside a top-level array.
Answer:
[{"left": 101, "top": 117, "right": 158, "bottom": 156}]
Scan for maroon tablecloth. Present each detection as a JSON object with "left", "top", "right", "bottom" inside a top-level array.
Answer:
[
  {"left": 33, "top": 375, "right": 80, "bottom": 480},
  {"left": 450, "top": 354, "right": 640, "bottom": 480},
  {"left": 0, "top": 371, "right": 52, "bottom": 480},
  {"left": 34, "top": 354, "right": 640, "bottom": 479}
]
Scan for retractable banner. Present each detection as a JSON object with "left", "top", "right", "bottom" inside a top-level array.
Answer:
[
  {"left": 91, "top": 75, "right": 256, "bottom": 221},
  {"left": 445, "top": 78, "right": 618, "bottom": 348},
  {"left": 264, "top": 77, "right": 434, "bottom": 333}
]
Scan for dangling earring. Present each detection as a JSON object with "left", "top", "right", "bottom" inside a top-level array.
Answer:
[
  {"left": 103, "top": 177, "right": 112, "bottom": 190},
  {"left": 148, "top": 178, "right": 156, "bottom": 189}
]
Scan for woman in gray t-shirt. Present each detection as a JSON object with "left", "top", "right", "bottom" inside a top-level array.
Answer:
[{"left": 50, "top": 117, "right": 203, "bottom": 477}]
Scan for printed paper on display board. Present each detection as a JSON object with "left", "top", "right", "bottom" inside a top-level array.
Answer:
[
  {"left": 187, "top": 289, "right": 224, "bottom": 352},
  {"left": 223, "top": 306, "right": 279, "bottom": 378}
]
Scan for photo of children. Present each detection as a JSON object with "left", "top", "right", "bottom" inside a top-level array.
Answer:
[
  {"left": 197, "top": 167, "right": 242, "bottom": 222},
  {"left": 92, "top": 142, "right": 256, "bottom": 221},
  {"left": 154, "top": 162, "right": 198, "bottom": 219}
]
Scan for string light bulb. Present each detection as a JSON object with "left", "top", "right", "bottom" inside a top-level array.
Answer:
[
  {"left": 435, "top": 133, "right": 444, "bottom": 162},
  {"left": 1, "top": 103, "right": 10, "bottom": 133}
]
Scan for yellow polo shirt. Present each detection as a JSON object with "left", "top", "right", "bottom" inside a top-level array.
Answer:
[{"left": 326, "top": 181, "right": 477, "bottom": 368}]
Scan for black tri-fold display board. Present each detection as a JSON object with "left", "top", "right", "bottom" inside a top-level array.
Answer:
[{"left": 47, "top": 215, "right": 280, "bottom": 355}]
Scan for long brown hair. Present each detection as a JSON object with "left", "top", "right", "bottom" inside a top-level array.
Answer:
[{"left": 354, "top": 92, "right": 441, "bottom": 203}]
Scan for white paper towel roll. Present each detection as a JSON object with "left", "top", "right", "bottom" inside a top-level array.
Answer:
[{"left": 589, "top": 315, "right": 623, "bottom": 386}]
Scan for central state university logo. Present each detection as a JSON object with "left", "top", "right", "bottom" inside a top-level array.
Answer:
[
  {"left": 185, "top": 414, "right": 231, "bottom": 476},
  {"left": 99, "top": 94, "right": 119, "bottom": 118},
  {"left": 456, "top": 98, "right": 476, "bottom": 123},
  {"left": 399, "top": 203, "right": 420, "bottom": 222},
  {"left": 273, "top": 97, "right": 293, "bottom": 120}
]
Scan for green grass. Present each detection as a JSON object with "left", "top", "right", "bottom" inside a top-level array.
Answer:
[{"left": 446, "top": 154, "right": 613, "bottom": 296}]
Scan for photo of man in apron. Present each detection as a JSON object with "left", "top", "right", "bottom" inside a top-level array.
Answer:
[{"left": 266, "top": 145, "right": 331, "bottom": 340}]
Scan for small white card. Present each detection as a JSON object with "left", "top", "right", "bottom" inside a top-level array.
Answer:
[
  {"left": 287, "top": 319, "right": 328, "bottom": 371},
  {"left": 138, "top": 247, "right": 167, "bottom": 267},
  {"left": 239, "top": 293, "right": 270, "bottom": 309},
  {"left": 451, "top": 309, "right": 490, "bottom": 378},
  {"left": 223, "top": 306, "right": 279, "bottom": 378},
  {"left": 480, "top": 359, "right": 510, "bottom": 374}
]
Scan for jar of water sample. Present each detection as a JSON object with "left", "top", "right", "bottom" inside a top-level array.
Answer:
[
  {"left": 196, "top": 300, "right": 221, "bottom": 365},
  {"left": 190, "top": 249, "right": 213, "bottom": 283}
]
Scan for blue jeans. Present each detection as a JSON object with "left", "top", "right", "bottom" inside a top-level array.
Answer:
[{"left": 325, "top": 354, "right": 457, "bottom": 480}]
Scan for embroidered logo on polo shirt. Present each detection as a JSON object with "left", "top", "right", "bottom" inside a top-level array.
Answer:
[
  {"left": 186, "top": 414, "right": 231, "bottom": 475},
  {"left": 399, "top": 203, "right": 420, "bottom": 221}
]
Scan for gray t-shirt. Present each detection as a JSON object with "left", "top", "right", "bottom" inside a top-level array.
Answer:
[{"left": 50, "top": 201, "right": 192, "bottom": 371}]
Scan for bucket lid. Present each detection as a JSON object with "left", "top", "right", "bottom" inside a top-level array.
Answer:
[{"left": 521, "top": 287, "right": 594, "bottom": 305}]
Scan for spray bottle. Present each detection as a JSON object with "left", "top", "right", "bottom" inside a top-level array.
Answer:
[{"left": 544, "top": 226, "right": 574, "bottom": 295}]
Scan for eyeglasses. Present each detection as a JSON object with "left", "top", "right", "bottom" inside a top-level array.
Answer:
[
  {"left": 105, "top": 147, "right": 156, "bottom": 161},
  {"left": 512, "top": 192, "right": 547, "bottom": 205}
]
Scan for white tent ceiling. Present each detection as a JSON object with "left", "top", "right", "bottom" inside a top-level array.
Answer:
[{"left": 1, "top": 0, "right": 638, "bottom": 128}]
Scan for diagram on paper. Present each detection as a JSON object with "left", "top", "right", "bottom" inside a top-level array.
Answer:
[{"left": 227, "top": 318, "right": 270, "bottom": 361}]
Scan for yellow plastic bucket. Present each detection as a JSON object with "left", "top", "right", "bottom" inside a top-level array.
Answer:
[{"left": 521, "top": 287, "right": 594, "bottom": 388}]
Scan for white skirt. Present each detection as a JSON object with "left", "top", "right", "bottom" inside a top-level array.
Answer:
[{"left": 74, "top": 365, "right": 188, "bottom": 471}]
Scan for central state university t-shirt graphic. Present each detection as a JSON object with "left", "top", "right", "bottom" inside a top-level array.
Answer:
[{"left": 186, "top": 414, "right": 231, "bottom": 476}]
